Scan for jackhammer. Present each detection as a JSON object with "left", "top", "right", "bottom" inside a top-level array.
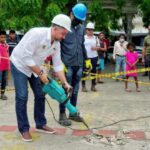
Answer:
[{"left": 42, "top": 78, "right": 90, "bottom": 130}]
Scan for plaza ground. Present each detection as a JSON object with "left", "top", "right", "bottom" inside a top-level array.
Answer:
[{"left": 0, "top": 63, "right": 150, "bottom": 150}]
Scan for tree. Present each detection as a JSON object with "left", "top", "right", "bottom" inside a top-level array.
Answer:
[
  {"left": 0, "top": 0, "right": 76, "bottom": 32},
  {"left": 87, "top": 0, "right": 148, "bottom": 41},
  {"left": 140, "top": 0, "right": 150, "bottom": 27},
  {"left": 0, "top": 0, "right": 43, "bottom": 31},
  {"left": 87, "top": 0, "right": 125, "bottom": 34},
  {"left": 0, "top": 0, "right": 149, "bottom": 33}
]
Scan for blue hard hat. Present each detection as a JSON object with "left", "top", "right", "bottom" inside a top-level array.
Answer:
[{"left": 72, "top": 3, "right": 87, "bottom": 21}]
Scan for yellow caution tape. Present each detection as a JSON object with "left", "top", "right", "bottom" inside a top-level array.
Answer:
[
  {"left": 82, "top": 68, "right": 150, "bottom": 81},
  {"left": 1, "top": 57, "right": 150, "bottom": 87},
  {"left": 0, "top": 87, "right": 15, "bottom": 92},
  {"left": 111, "top": 77, "right": 150, "bottom": 86}
]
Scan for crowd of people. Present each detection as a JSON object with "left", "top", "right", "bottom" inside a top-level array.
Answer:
[
  {"left": 0, "top": 2, "right": 150, "bottom": 142},
  {"left": 0, "top": 30, "right": 19, "bottom": 100}
]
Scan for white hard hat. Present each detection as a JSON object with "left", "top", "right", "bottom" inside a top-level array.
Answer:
[
  {"left": 86, "top": 22, "right": 95, "bottom": 29},
  {"left": 52, "top": 14, "right": 71, "bottom": 32}
]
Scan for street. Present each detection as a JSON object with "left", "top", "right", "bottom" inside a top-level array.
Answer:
[{"left": 0, "top": 63, "right": 150, "bottom": 150}]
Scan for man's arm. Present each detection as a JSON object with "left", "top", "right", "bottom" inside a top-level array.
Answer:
[
  {"left": 99, "top": 42, "right": 107, "bottom": 51},
  {"left": 55, "top": 71, "right": 67, "bottom": 84},
  {"left": 52, "top": 45, "right": 71, "bottom": 90},
  {"left": 29, "top": 66, "right": 49, "bottom": 84},
  {"left": 142, "top": 47, "right": 146, "bottom": 64},
  {"left": 55, "top": 71, "right": 72, "bottom": 91},
  {"left": 142, "top": 37, "right": 147, "bottom": 64},
  {"left": 113, "top": 42, "right": 117, "bottom": 60},
  {"left": 82, "top": 35, "right": 88, "bottom": 60}
]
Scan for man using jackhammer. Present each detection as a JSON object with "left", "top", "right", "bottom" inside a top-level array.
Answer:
[
  {"left": 10, "top": 14, "right": 72, "bottom": 142},
  {"left": 59, "top": 3, "right": 92, "bottom": 126}
]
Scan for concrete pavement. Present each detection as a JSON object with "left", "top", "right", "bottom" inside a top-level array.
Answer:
[{"left": 0, "top": 63, "right": 150, "bottom": 150}]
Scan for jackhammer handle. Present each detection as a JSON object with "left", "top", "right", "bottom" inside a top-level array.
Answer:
[
  {"left": 47, "top": 77, "right": 52, "bottom": 82},
  {"left": 66, "top": 87, "right": 73, "bottom": 99}
]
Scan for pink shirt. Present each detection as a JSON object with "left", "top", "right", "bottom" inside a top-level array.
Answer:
[
  {"left": 125, "top": 51, "right": 138, "bottom": 77},
  {"left": 125, "top": 51, "right": 138, "bottom": 66},
  {"left": 0, "top": 43, "right": 10, "bottom": 71}
]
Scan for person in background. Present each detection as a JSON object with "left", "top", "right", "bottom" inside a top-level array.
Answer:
[
  {"left": 7, "top": 30, "right": 19, "bottom": 56},
  {"left": 125, "top": 43, "right": 140, "bottom": 92},
  {"left": 113, "top": 34, "right": 128, "bottom": 81},
  {"left": 10, "top": 14, "right": 72, "bottom": 142},
  {"left": 82, "top": 22, "right": 99, "bottom": 92},
  {"left": 59, "top": 3, "right": 91, "bottom": 126},
  {"left": 103, "top": 33, "right": 110, "bottom": 64},
  {"left": 142, "top": 24, "right": 150, "bottom": 80},
  {"left": 0, "top": 30, "right": 10, "bottom": 100},
  {"left": 96, "top": 32, "right": 107, "bottom": 83}
]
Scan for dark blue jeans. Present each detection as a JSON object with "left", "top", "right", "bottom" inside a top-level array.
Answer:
[
  {"left": 146, "top": 54, "right": 150, "bottom": 80},
  {"left": 59, "top": 66, "right": 83, "bottom": 114},
  {"left": 0, "top": 70, "right": 8, "bottom": 94},
  {"left": 11, "top": 62, "right": 46, "bottom": 133}
]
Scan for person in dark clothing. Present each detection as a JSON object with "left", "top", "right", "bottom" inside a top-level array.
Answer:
[
  {"left": 7, "top": 30, "right": 19, "bottom": 56},
  {"left": 59, "top": 3, "right": 92, "bottom": 126},
  {"left": 142, "top": 25, "right": 150, "bottom": 79},
  {"left": 96, "top": 32, "right": 107, "bottom": 83}
]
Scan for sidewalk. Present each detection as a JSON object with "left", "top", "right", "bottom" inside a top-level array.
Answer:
[{"left": 0, "top": 64, "right": 150, "bottom": 150}]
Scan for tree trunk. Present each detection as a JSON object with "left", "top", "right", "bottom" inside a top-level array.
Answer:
[{"left": 126, "top": 14, "right": 133, "bottom": 42}]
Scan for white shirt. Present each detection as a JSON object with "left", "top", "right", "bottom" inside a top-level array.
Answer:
[
  {"left": 113, "top": 40, "right": 128, "bottom": 59},
  {"left": 84, "top": 35, "right": 98, "bottom": 58},
  {"left": 10, "top": 27, "right": 63, "bottom": 77}
]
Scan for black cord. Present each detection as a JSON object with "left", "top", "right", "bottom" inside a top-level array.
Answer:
[
  {"left": 45, "top": 98, "right": 88, "bottom": 131},
  {"left": 46, "top": 98, "right": 150, "bottom": 131},
  {"left": 92, "top": 115, "right": 150, "bottom": 130}
]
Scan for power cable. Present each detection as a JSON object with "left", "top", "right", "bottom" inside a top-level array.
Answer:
[{"left": 46, "top": 98, "right": 150, "bottom": 131}]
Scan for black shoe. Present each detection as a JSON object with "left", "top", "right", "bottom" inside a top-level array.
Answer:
[
  {"left": 142, "top": 73, "right": 148, "bottom": 76},
  {"left": 82, "top": 86, "right": 88, "bottom": 92},
  {"left": 91, "top": 85, "right": 97, "bottom": 92},
  {"left": 69, "top": 113, "right": 83, "bottom": 122},
  {"left": 0, "top": 94, "right": 7, "bottom": 100},
  {"left": 97, "top": 81, "right": 104, "bottom": 84},
  {"left": 59, "top": 113, "right": 72, "bottom": 126},
  {"left": 116, "top": 79, "right": 119, "bottom": 82}
]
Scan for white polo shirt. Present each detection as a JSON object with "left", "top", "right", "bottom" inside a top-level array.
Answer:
[
  {"left": 84, "top": 35, "right": 98, "bottom": 58},
  {"left": 10, "top": 27, "right": 64, "bottom": 77}
]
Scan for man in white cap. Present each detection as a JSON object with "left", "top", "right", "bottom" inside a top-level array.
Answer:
[{"left": 10, "top": 14, "right": 72, "bottom": 142}]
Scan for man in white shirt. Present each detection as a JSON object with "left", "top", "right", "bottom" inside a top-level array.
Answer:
[
  {"left": 113, "top": 34, "right": 128, "bottom": 80},
  {"left": 10, "top": 14, "right": 72, "bottom": 142}
]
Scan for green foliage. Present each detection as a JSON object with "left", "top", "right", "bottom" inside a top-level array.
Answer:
[
  {"left": 0, "top": 0, "right": 149, "bottom": 32},
  {"left": 88, "top": 1, "right": 108, "bottom": 30},
  {"left": 140, "top": 0, "right": 150, "bottom": 27},
  {"left": 88, "top": 0, "right": 122, "bottom": 33},
  {"left": 115, "top": 0, "right": 125, "bottom": 9},
  {"left": 0, "top": 0, "right": 43, "bottom": 31},
  {"left": 0, "top": 0, "right": 70, "bottom": 32},
  {"left": 44, "top": 3, "right": 61, "bottom": 26},
  {"left": 51, "top": 0, "right": 68, "bottom": 10},
  {"left": 88, "top": 0, "right": 150, "bottom": 34}
]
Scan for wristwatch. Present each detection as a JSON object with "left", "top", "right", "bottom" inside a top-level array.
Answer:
[
  {"left": 38, "top": 70, "right": 44, "bottom": 77},
  {"left": 62, "top": 81, "right": 68, "bottom": 87}
]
